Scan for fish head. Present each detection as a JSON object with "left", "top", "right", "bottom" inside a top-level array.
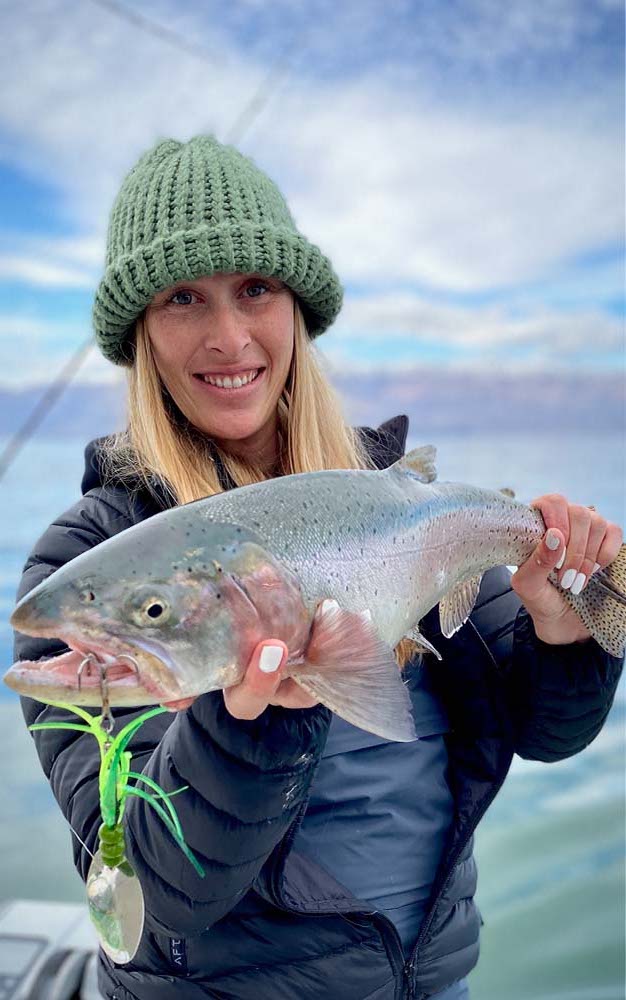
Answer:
[{"left": 7, "top": 513, "right": 305, "bottom": 706}]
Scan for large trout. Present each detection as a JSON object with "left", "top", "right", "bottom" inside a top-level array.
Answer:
[{"left": 6, "top": 446, "right": 626, "bottom": 741}]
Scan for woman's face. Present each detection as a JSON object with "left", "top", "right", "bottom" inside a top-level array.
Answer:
[{"left": 145, "top": 272, "right": 295, "bottom": 465}]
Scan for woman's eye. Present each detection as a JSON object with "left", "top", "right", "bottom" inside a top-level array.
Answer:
[
  {"left": 245, "top": 282, "right": 269, "bottom": 298},
  {"left": 169, "top": 290, "right": 196, "bottom": 306}
]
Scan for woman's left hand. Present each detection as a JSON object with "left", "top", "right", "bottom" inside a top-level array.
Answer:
[{"left": 511, "top": 494, "right": 623, "bottom": 646}]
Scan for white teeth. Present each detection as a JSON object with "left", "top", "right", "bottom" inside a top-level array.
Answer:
[{"left": 202, "top": 368, "right": 259, "bottom": 388}]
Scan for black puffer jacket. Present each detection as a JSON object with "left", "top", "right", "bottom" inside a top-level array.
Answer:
[{"left": 14, "top": 416, "right": 623, "bottom": 1000}]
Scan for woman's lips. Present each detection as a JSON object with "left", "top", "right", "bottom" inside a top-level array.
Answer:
[{"left": 192, "top": 367, "right": 266, "bottom": 397}]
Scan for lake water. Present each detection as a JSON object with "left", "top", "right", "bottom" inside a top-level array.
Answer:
[{"left": 0, "top": 430, "right": 624, "bottom": 1000}]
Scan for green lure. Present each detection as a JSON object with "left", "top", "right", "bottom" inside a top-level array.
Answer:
[{"left": 30, "top": 703, "right": 204, "bottom": 964}]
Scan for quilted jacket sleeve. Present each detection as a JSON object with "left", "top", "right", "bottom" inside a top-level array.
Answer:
[
  {"left": 465, "top": 566, "right": 624, "bottom": 762},
  {"left": 15, "top": 492, "right": 331, "bottom": 938}
]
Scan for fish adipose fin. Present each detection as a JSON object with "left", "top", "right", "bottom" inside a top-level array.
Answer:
[
  {"left": 293, "top": 599, "right": 417, "bottom": 742},
  {"left": 562, "top": 542, "right": 626, "bottom": 657},
  {"left": 439, "top": 574, "right": 483, "bottom": 638},
  {"left": 390, "top": 445, "right": 437, "bottom": 483}
]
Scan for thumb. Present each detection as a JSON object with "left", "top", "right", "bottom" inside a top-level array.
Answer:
[{"left": 224, "top": 640, "right": 289, "bottom": 720}]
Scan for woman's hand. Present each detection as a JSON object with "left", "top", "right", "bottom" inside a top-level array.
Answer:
[
  {"left": 511, "top": 494, "right": 623, "bottom": 646},
  {"left": 223, "top": 640, "right": 319, "bottom": 719},
  {"left": 163, "top": 640, "right": 319, "bottom": 716}
]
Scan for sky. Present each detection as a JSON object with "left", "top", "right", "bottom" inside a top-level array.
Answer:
[{"left": 0, "top": 0, "right": 623, "bottom": 387}]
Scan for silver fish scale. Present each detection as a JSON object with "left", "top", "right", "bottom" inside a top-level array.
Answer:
[{"left": 193, "top": 467, "right": 544, "bottom": 647}]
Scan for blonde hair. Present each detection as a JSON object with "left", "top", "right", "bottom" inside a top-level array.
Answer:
[{"left": 102, "top": 298, "right": 419, "bottom": 668}]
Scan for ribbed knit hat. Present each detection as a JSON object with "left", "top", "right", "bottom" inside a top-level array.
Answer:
[{"left": 92, "top": 135, "right": 344, "bottom": 365}]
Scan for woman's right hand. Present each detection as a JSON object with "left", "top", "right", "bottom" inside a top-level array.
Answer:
[
  {"left": 224, "top": 640, "right": 319, "bottom": 719},
  {"left": 163, "top": 640, "right": 319, "bottom": 717}
]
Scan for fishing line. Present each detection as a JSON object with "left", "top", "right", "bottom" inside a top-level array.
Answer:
[
  {"left": 67, "top": 821, "right": 96, "bottom": 861},
  {"left": 0, "top": 336, "right": 95, "bottom": 482}
]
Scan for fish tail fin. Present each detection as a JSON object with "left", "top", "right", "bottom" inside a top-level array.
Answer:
[{"left": 567, "top": 543, "right": 626, "bottom": 658}]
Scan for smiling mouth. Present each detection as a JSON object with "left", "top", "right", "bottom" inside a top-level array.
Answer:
[{"left": 193, "top": 368, "right": 265, "bottom": 390}]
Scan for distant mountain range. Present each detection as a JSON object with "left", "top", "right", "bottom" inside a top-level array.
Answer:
[{"left": 0, "top": 371, "right": 622, "bottom": 442}]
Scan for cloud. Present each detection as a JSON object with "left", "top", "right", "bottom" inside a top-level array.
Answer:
[
  {"left": 0, "top": 232, "right": 103, "bottom": 288},
  {"left": 0, "top": 315, "right": 120, "bottom": 386},
  {"left": 0, "top": 0, "right": 621, "bottom": 381},
  {"left": 0, "top": 256, "right": 94, "bottom": 288},
  {"left": 322, "top": 291, "right": 624, "bottom": 372},
  {"left": 0, "top": 1, "right": 620, "bottom": 293}
]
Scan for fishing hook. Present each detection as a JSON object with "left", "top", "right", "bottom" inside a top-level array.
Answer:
[
  {"left": 117, "top": 653, "right": 140, "bottom": 676},
  {"left": 77, "top": 652, "right": 115, "bottom": 735}
]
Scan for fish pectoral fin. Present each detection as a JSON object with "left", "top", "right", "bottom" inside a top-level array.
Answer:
[
  {"left": 438, "top": 574, "right": 483, "bottom": 638},
  {"left": 294, "top": 599, "right": 417, "bottom": 742},
  {"left": 403, "top": 625, "right": 443, "bottom": 661},
  {"left": 390, "top": 444, "right": 437, "bottom": 483}
]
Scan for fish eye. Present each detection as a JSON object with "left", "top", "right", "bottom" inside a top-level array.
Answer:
[
  {"left": 143, "top": 598, "right": 168, "bottom": 621},
  {"left": 79, "top": 589, "right": 96, "bottom": 603},
  {"left": 146, "top": 601, "right": 165, "bottom": 619},
  {"left": 131, "top": 595, "right": 171, "bottom": 626}
]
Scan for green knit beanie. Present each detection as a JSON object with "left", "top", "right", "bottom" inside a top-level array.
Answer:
[{"left": 92, "top": 135, "right": 344, "bottom": 365}]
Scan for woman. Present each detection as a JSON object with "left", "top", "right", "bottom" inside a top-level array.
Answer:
[{"left": 14, "top": 135, "right": 623, "bottom": 1000}]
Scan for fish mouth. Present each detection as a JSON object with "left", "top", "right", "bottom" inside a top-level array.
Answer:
[{"left": 4, "top": 633, "right": 183, "bottom": 707}]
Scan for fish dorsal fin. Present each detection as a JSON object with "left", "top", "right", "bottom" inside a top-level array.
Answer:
[
  {"left": 439, "top": 574, "right": 483, "bottom": 638},
  {"left": 291, "top": 599, "right": 417, "bottom": 742},
  {"left": 403, "top": 625, "right": 443, "bottom": 660},
  {"left": 390, "top": 444, "right": 437, "bottom": 483}
]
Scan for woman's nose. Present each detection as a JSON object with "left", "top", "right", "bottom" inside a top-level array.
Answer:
[{"left": 202, "top": 305, "right": 252, "bottom": 354}]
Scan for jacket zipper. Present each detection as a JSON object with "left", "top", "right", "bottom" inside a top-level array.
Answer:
[
  {"left": 407, "top": 621, "right": 512, "bottom": 995},
  {"left": 267, "top": 802, "right": 414, "bottom": 999}
]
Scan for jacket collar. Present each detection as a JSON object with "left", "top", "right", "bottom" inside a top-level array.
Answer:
[{"left": 80, "top": 414, "right": 410, "bottom": 494}]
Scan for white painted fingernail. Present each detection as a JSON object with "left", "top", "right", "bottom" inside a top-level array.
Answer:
[
  {"left": 561, "top": 568, "right": 577, "bottom": 590},
  {"left": 259, "top": 645, "right": 283, "bottom": 673},
  {"left": 545, "top": 529, "right": 560, "bottom": 551},
  {"left": 360, "top": 609, "right": 372, "bottom": 622},
  {"left": 571, "top": 572, "right": 586, "bottom": 595},
  {"left": 592, "top": 562, "right": 601, "bottom": 574},
  {"left": 555, "top": 548, "right": 567, "bottom": 570},
  {"left": 321, "top": 598, "right": 340, "bottom": 614}
]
